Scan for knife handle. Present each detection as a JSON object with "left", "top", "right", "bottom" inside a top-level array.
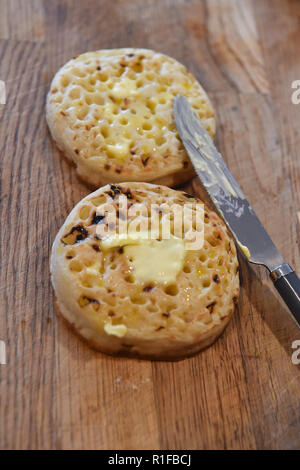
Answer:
[{"left": 271, "top": 264, "right": 300, "bottom": 326}]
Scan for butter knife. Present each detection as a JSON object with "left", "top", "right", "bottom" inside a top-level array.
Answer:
[{"left": 174, "top": 94, "right": 300, "bottom": 325}]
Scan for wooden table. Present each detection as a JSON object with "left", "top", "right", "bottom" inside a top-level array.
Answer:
[{"left": 0, "top": 0, "right": 300, "bottom": 450}]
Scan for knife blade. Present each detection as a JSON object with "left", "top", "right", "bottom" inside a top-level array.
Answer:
[{"left": 174, "top": 94, "right": 300, "bottom": 325}]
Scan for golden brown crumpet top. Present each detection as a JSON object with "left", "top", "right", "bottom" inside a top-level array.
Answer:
[
  {"left": 46, "top": 48, "right": 215, "bottom": 187},
  {"left": 51, "top": 183, "right": 239, "bottom": 360}
]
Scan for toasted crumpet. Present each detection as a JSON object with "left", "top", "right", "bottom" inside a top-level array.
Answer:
[
  {"left": 46, "top": 48, "right": 215, "bottom": 187},
  {"left": 50, "top": 183, "right": 239, "bottom": 360}
]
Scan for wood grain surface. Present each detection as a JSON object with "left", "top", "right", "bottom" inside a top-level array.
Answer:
[{"left": 0, "top": 0, "right": 300, "bottom": 450}]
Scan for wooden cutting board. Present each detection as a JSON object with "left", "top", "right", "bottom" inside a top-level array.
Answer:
[{"left": 0, "top": 0, "right": 300, "bottom": 450}]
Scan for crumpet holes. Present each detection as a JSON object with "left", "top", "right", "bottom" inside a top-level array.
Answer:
[
  {"left": 125, "top": 274, "right": 135, "bottom": 284},
  {"left": 164, "top": 284, "right": 179, "bottom": 296},
  {"left": 79, "top": 206, "right": 91, "bottom": 220},
  {"left": 48, "top": 49, "right": 215, "bottom": 175},
  {"left": 69, "top": 260, "right": 83, "bottom": 272}
]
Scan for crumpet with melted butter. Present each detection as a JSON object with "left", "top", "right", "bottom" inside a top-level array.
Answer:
[
  {"left": 46, "top": 48, "right": 215, "bottom": 187},
  {"left": 51, "top": 183, "right": 239, "bottom": 360}
]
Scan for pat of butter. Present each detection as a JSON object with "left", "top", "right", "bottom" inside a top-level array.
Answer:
[
  {"left": 101, "top": 231, "right": 147, "bottom": 250},
  {"left": 104, "top": 323, "right": 128, "bottom": 338},
  {"left": 102, "top": 232, "right": 185, "bottom": 284},
  {"left": 110, "top": 78, "right": 137, "bottom": 100},
  {"left": 106, "top": 139, "right": 132, "bottom": 161},
  {"left": 237, "top": 241, "right": 250, "bottom": 259}
]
